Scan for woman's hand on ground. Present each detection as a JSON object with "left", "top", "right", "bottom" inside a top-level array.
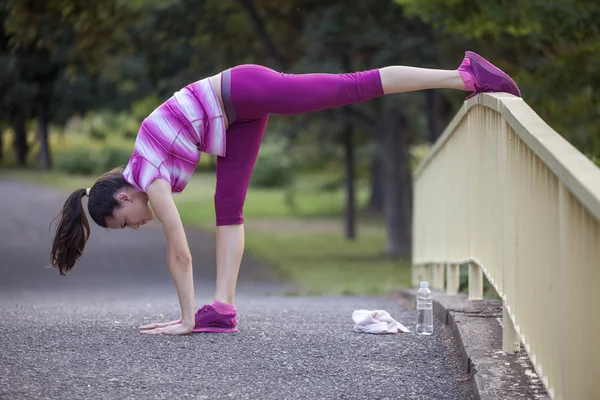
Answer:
[
  {"left": 140, "top": 320, "right": 194, "bottom": 335},
  {"left": 140, "top": 319, "right": 182, "bottom": 330}
]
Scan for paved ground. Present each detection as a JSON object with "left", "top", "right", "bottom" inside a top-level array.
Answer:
[{"left": 0, "top": 178, "right": 474, "bottom": 399}]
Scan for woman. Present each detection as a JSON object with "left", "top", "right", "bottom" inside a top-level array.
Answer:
[{"left": 50, "top": 51, "right": 520, "bottom": 335}]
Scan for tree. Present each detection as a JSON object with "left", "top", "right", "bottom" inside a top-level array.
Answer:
[
  {"left": 1, "top": 0, "right": 140, "bottom": 168},
  {"left": 198, "top": 0, "right": 441, "bottom": 254},
  {"left": 290, "top": 1, "right": 444, "bottom": 254},
  {"left": 0, "top": 53, "right": 35, "bottom": 167},
  {"left": 0, "top": 7, "right": 36, "bottom": 166},
  {"left": 2, "top": 0, "right": 461, "bottom": 255},
  {"left": 395, "top": 0, "right": 600, "bottom": 162}
]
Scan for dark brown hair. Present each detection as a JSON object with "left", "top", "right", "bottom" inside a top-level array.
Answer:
[{"left": 50, "top": 167, "right": 128, "bottom": 276}]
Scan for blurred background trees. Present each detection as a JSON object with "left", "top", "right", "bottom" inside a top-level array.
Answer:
[{"left": 1, "top": 0, "right": 598, "bottom": 256}]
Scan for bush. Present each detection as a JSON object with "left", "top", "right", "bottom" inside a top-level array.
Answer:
[
  {"left": 55, "top": 146, "right": 132, "bottom": 175},
  {"left": 316, "top": 176, "right": 344, "bottom": 192},
  {"left": 250, "top": 139, "right": 295, "bottom": 188},
  {"left": 55, "top": 147, "right": 100, "bottom": 175},
  {"left": 96, "top": 147, "right": 132, "bottom": 172},
  {"left": 79, "top": 109, "right": 142, "bottom": 143}
]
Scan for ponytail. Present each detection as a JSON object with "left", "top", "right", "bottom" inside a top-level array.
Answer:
[
  {"left": 50, "top": 166, "right": 128, "bottom": 276},
  {"left": 50, "top": 188, "right": 91, "bottom": 276}
]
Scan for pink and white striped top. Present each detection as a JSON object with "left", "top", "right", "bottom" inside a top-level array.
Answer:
[{"left": 122, "top": 78, "right": 226, "bottom": 193}]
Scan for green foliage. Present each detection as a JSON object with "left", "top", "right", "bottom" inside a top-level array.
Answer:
[
  {"left": 394, "top": 0, "right": 600, "bottom": 160},
  {"left": 250, "top": 138, "right": 295, "bottom": 188},
  {"left": 82, "top": 110, "right": 140, "bottom": 142},
  {"left": 458, "top": 264, "right": 500, "bottom": 300},
  {"left": 4, "top": 0, "right": 598, "bottom": 179},
  {"left": 68, "top": 95, "right": 160, "bottom": 145},
  {"left": 315, "top": 176, "right": 344, "bottom": 192},
  {"left": 3, "top": 0, "right": 139, "bottom": 73},
  {"left": 54, "top": 146, "right": 131, "bottom": 175},
  {"left": 131, "top": 96, "right": 161, "bottom": 122},
  {"left": 0, "top": 53, "right": 37, "bottom": 112},
  {"left": 96, "top": 147, "right": 133, "bottom": 171},
  {"left": 48, "top": 107, "right": 137, "bottom": 175},
  {"left": 395, "top": 0, "right": 599, "bottom": 42},
  {"left": 55, "top": 147, "right": 99, "bottom": 175}
]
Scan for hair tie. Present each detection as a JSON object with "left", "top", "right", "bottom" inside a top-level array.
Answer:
[{"left": 85, "top": 188, "right": 91, "bottom": 197}]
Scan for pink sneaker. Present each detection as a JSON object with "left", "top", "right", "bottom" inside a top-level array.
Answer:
[
  {"left": 458, "top": 51, "right": 521, "bottom": 99},
  {"left": 192, "top": 304, "right": 238, "bottom": 333}
]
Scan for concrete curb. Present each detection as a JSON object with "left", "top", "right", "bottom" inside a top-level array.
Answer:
[{"left": 399, "top": 289, "right": 549, "bottom": 400}]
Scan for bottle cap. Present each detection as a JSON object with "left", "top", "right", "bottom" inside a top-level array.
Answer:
[{"left": 420, "top": 281, "right": 429, "bottom": 288}]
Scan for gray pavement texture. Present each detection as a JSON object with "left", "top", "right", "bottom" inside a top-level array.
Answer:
[
  {"left": 0, "top": 178, "right": 474, "bottom": 400},
  {"left": 401, "top": 290, "right": 550, "bottom": 400}
]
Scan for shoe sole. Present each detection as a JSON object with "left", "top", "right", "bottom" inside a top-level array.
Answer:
[
  {"left": 466, "top": 51, "right": 521, "bottom": 97},
  {"left": 192, "top": 326, "right": 238, "bottom": 333},
  {"left": 171, "top": 320, "right": 238, "bottom": 333}
]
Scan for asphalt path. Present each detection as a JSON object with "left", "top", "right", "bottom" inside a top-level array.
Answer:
[{"left": 0, "top": 178, "right": 473, "bottom": 399}]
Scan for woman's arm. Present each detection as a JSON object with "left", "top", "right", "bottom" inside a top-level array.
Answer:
[{"left": 142, "top": 178, "right": 195, "bottom": 334}]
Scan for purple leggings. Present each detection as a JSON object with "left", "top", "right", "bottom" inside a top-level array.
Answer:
[{"left": 215, "top": 64, "right": 384, "bottom": 226}]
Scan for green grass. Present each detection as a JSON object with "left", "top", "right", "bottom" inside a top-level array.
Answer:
[
  {"left": 0, "top": 169, "right": 92, "bottom": 190},
  {"left": 1, "top": 168, "right": 411, "bottom": 296},
  {"left": 173, "top": 173, "right": 373, "bottom": 224},
  {"left": 246, "top": 232, "right": 410, "bottom": 296}
]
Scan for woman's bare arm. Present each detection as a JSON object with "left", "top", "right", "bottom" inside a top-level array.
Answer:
[{"left": 142, "top": 178, "right": 195, "bottom": 334}]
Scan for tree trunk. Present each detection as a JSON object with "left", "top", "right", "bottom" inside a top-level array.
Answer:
[
  {"left": 36, "top": 99, "right": 51, "bottom": 170},
  {"left": 13, "top": 111, "right": 28, "bottom": 167},
  {"left": 283, "top": 125, "right": 302, "bottom": 213},
  {"left": 366, "top": 156, "right": 384, "bottom": 211},
  {"left": 426, "top": 90, "right": 442, "bottom": 142},
  {"left": 375, "top": 103, "right": 412, "bottom": 256},
  {"left": 427, "top": 90, "right": 453, "bottom": 143},
  {"left": 343, "top": 108, "right": 356, "bottom": 240},
  {"left": 341, "top": 52, "right": 356, "bottom": 240},
  {"left": 400, "top": 134, "right": 413, "bottom": 250},
  {"left": 237, "top": 0, "right": 286, "bottom": 70}
]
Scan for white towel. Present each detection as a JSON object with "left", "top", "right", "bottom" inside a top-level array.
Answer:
[{"left": 352, "top": 310, "right": 410, "bottom": 334}]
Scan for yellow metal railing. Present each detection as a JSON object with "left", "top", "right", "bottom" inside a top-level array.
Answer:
[{"left": 412, "top": 93, "right": 600, "bottom": 400}]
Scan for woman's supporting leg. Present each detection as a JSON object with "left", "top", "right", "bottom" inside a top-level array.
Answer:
[
  {"left": 214, "top": 225, "right": 244, "bottom": 304},
  {"left": 213, "top": 115, "right": 269, "bottom": 306}
]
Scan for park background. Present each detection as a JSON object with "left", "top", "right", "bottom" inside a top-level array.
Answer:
[{"left": 1, "top": 0, "right": 598, "bottom": 297}]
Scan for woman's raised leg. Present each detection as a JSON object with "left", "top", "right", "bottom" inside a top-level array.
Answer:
[{"left": 222, "top": 51, "right": 520, "bottom": 121}]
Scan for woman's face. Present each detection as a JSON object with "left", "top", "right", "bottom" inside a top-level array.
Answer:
[{"left": 106, "top": 188, "right": 154, "bottom": 230}]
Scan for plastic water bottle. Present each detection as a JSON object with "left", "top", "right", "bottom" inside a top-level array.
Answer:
[{"left": 416, "top": 281, "right": 433, "bottom": 335}]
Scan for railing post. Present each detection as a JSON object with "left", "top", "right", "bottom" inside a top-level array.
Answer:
[
  {"left": 413, "top": 264, "right": 434, "bottom": 287},
  {"left": 412, "top": 264, "right": 428, "bottom": 287},
  {"left": 424, "top": 263, "right": 434, "bottom": 286},
  {"left": 411, "top": 264, "right": 421, "bottom": 287},
  {"left": 446, "top": 264, "right": 460, "bottom": 295},
  {"left": 468, "top": 262, "right": 483, "bottom": 300},
  {"left": 433, "top": 263, "right": 445, "bottom": 291},
  {"left": 502, "top": 303, "right": 520, "bottom": 353}
]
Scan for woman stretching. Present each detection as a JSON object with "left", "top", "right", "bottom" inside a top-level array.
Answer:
[{"left": 50, "top": 51, "right": 520, "bottom": 335}]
